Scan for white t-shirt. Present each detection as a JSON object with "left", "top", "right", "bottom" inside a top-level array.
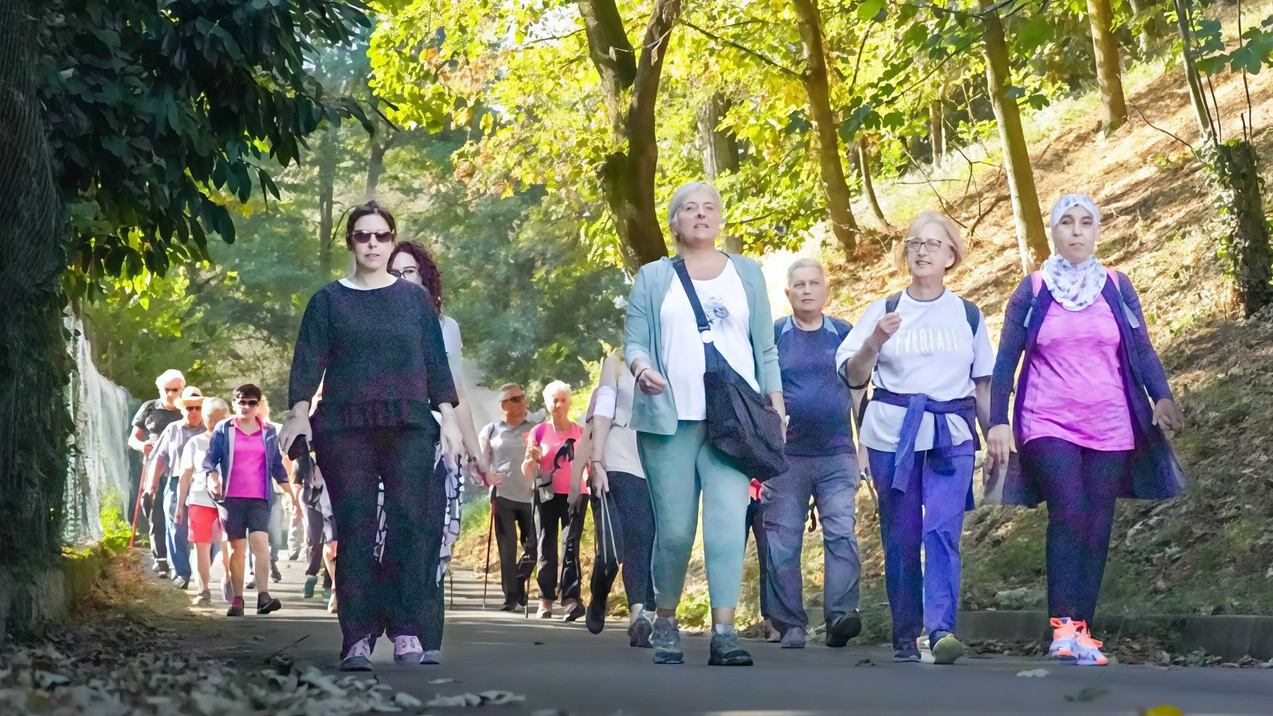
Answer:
[
  {"left": 440, "top": 315, "right": 464, "bottom": 386},
  {"left": 591, "top": 368, "right": 645, "bottom": 479},
  {"left": 179, "top": 434, "right": 218, "bottom": 508},
  {"left": 836, "top": 290, "right": 994, "bottom": 452},
  {"left": 660, "top": 260, "right": 757, "bottom": 420}
]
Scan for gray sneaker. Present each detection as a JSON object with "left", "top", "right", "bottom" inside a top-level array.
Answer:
[
  {"left": 708, "top": 626, "right": 753, "bottom": 666},
  {"left": 780, "top": 626, "right": 806, "bottom": 649},
  {"left": 651, "top": 617, "right": 683, "bottom": 664},
  {"left": 628, "top": 612, "right": 654, "bottom": 648}
]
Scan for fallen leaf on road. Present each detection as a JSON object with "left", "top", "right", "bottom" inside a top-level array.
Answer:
[
  {"left": 428, "top": 678, "right": 457, "bottom": 684},
  {"left": 1140, "top": 706, "right": 1183, "bottom": 716},
  {"left": 427, "top": 693, "right": 482, "bottom": 707},
  {"left": 530, "top": 711, "right": 568, "bottom": 716},
  {"left": 854, "top": 659, "right": 874, "bottom": 667},
  {"left": 479, "top": 690, "right": 526, "bottom": 705},
  {"left": 394, "top": 692, "right": 423, "bottom": 708},
  {"left": 1016, "top": 668, "right": 1049, "bottom": 677},
  {"left": 1065, "top": 687, "right": 1109, "bottom": 702},
  {"left": 533, "top": 641, "right": 544, "bottom": 645}
]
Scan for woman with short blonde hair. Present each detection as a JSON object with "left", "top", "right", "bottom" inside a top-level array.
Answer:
[{"left": 837, "top": 210, "right": 993, "bottom": 665}]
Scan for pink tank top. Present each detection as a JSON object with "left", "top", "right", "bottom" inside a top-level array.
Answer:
[
  {"left": 226, "top": 420, "right": 268, "bottom": 499},
  {"left": 1020, "top": 275, "right": 1134, "bottom": 451}
]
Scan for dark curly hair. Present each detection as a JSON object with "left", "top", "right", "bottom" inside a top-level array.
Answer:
[
  {"left": 345, "top": 201, "right": 396, "bottom": 248},
  {"left": 388, "top": 240, "right": 443, "bottom": 312}
]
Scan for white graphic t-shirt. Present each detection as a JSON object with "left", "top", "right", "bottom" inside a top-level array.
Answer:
[
  {"left": 179, "top": 434, "right": 218, "bottom": 508},
  {"left": 836, "top": 289, "right": 994, "bottom": 452},
  {"left": 660, "top": 260, "right": 757, "bottom": 420}
]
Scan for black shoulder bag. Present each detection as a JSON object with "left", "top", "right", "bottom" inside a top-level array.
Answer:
[{"left": 672, "top": 259, "right": 788, "bottom": 481}]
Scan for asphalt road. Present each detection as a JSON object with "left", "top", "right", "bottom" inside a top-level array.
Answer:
[{"left": 193, "top": 556, "right": 1273, "bottom": 716}]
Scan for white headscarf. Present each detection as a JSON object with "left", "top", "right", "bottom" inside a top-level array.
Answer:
[{"left": 1042, "top": 194, "right": 1106, "bottom": 311}]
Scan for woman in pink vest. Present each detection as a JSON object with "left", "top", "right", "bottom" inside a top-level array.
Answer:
[{"left": 987, "top": 194, "right": 1185, "bottom": 667}]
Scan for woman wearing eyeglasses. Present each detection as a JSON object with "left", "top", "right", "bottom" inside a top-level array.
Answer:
[
  {"left": 836, "top": 211, "right": 994, "bottom": 665},
  {"left": 203, "top": 384, "right": 293, "bottom": 617},
  {"left": 281, "top": 201, "right": 464, "bottom": 671},
  {"left": 521, "top": 380, "right": 585, "bottom": 621}
]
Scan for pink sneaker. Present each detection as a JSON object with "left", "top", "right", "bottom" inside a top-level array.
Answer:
[
  {"left": 340, "top": 637, "right": 374, "bottom": 671},
  {"left": 393, "top": 635, "right": 424, "bottom": 663}
]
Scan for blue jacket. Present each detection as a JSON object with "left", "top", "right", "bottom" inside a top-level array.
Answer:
[
  {"left": 624, "top": 254, "right": 782, "bottom": 436},
  {"left": 202, "top": 418, "right": 289, "bottom": 504}
]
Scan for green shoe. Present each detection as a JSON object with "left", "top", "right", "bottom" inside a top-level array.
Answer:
[
  {"left": 303, "top": 575, "right": 317, "bottom": 599},
  {"left": 322, "top": 585, "right": 332, "bottom": 602},
  {"left": 931, "top": 632, "right": 965, "bottom": 665}
]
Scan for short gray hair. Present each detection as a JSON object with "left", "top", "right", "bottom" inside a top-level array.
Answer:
[
  {"left": 203, "top": 397, "right": 230, "bottom": 417},
  {"left": 667, "top": 181, "right": 723, "bottom": 244},
  {"left": 155, "top": 369, "right": 185, "bottom": 389},
  {"left": 786, "top": 258, "right": 825, "bottom": 286},
  {"left": 497, "top": 383, "right": 522, "bottom": 401},
  {"left": 542, "top": 380, "right": 571, "bottom": 405}
]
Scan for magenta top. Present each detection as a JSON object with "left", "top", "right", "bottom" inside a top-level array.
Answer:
[
  {"left": 226, "top": 420, "right": 268, "bottom": 499},
  {"left": 1019, "top": 294, "right": 1135, "bottom": 451},
  {"left": 531, "top": 421, "right": 583, "bottom": 495}
]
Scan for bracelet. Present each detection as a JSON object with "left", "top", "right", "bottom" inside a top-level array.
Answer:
[{"left": 635, "top": 366, "right": 651, "bottom": 382}]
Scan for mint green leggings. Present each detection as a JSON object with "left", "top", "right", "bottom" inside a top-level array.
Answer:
[{"left": 638, "top": 421, "right": 750, "bottom": 610}]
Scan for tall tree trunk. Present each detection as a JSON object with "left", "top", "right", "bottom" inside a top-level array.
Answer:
[
  {"left": 857, "top": 136, "right": 889, "bottom": 227},
  {"left": 792, "top": 0, "right": 859, "bottom": 253},
  {"left": 699, "top": 94, "right": 742, "bottom": 253},
  {"left": 930, "top": 98, "right": 945, "bottom": 169},
  {"left": 580, "top": 0, "right": 679, "bottom": 269},
  {"left": 365, "top": 137, "right": 387, "bottom": 201},
  {"left": 1087, "top": 0, "right": 1129, "bottom": 133},
  {"left": 1172, "top": 0, "right": 1215, "bottom": 140},
  {"left": 1204, "top": 140, "right": 1273, "bottom": 316},
  {"left": 980, "top": 0, "right": 1050, "bottom": 273},
  {"left": 317, "top": 124, "right": 337, "bottom": 276}
]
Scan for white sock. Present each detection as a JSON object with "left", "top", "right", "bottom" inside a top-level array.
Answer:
[
  {"left": 629, "top": 604, "right": 645, "bottom": 625},
  {"left": 713, "top": 623, "right": 734, "bottom": 635}
]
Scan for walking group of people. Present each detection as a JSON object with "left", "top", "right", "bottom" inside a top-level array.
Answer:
[{"left": 134, "top": 179, "right": 1184, "bottom": 673}]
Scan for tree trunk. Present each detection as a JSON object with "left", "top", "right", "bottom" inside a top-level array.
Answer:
[
  {"left": 1172, "top": 0, "right": 1215, "bottom": 140},
  {"left": 317, "top": 124, "right": 337, "bottom": 276},
  {"left": 980, "top": 0, "right": 1050, "bottom": 273},
  {"left": 698, "top": 93, "right": 739, "bottom": 179},
  {"left": 1204, "top": 140, "right": 1273, "bottom": 316},
  {"left": 1086, "top": 0, "right": 1128, "bottom": 133},
  {"left": 930, "top": 98, "right": 945, "bottom": 169},
  {"left": 365, "top": 137, "right": 387, "bottom": 201},
  {"left": 579, "top": 0, "right": 678, "bottom": 268},
  {"left": 0, "top": 0, "right": 73, "bottom": 568},
  {"left": 857, "top": 136, "right": 889, "bottom": 227},
  {"left": 791, "top": 0, "right": 859, "bottom": 254}
]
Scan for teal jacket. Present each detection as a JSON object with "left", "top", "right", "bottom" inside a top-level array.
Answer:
[{"left": 624, "top": 255, "right": 782, "bottom": 436}]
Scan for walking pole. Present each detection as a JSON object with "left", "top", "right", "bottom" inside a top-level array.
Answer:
[{"left": 481, "top": 486, "right": 496, "bottom": 609}]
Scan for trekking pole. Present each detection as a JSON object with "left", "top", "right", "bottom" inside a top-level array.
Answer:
[{"left": 481, "top": 487, "right": 496, "bottom": 609}]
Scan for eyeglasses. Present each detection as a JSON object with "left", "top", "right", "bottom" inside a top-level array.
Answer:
[
  {"left": 184, "top": 405, "right": 202, "bottom": 412},
  {"left": 905, "top": 238, "right": 947, "bottom": 254},
  {"left": 501, "top": 395, "right": 525, "bottom": 404},
  {"left": 350, "top": 230, "right": 395, "bottom": 244},
  {"left": 237, "top": 399, "right": 259, "bottom": 407},
  {"left": 389, "top": 268, "right": 419, "bottom": 279}
]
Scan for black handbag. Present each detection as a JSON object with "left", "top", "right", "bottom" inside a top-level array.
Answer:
[{"left": 672, "top": 259, "right": 788, "bottom": 481}]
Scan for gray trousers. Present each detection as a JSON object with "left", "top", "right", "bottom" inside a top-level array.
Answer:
[{"left": 761, "top": 453, "right": 861, "bottom": 635}]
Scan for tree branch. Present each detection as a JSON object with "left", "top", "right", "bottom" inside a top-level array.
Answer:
[{"left": 679, "top": 18, "right": 803, "bottom": 80}]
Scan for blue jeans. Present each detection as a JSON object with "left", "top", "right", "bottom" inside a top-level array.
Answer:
[
  {"left": 162, "top": 476, "right": 191, "bottom": 580},
  {"left": 761, "top": 453, "right": 861, "bottom": 635},
  {"left": 868, "top": 446, "right": 973, "bottom": 649}
]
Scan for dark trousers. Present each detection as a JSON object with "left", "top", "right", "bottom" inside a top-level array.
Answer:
[
  {"left": 1020, "top": 437, "right": 1130, "bottom": 626},
  {"left": 494, "top": 496, "right": 536, "bottom": 607},
  {"left": 603, "top": 471, "right": 656, "bottom": 609},
  {"left": 745, "top": 496, "right": 770, "bottom": 619},
  {"left": 314, "top": 424, "right": 444, "bottom": 655},
  {"left": 141, "top": 490, "right": 168, "bottom": 569},
  {"left": 534, "top": 493, "right": 583, "bottom": 603},
  {"left": 305, "top": 501, "right": 325, "bottom": 577}
]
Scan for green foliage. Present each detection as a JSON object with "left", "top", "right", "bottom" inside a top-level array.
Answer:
[{"left": 37, "top": 0, "right": 372, "bottom": 299}]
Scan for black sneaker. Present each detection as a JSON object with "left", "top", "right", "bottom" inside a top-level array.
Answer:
[
  {"left": 562, "top": 601, "right": 585, "bottom": 623},
  {"left": 270, "top": 562, "right": 282, "bottom": 583},
  {"left": 500, "top": 603, "right": 517, "bottom": 612},
  {"left": 628, "top": 612, "right": 653, "bottom": 648},
  {"left": 257, "top": 592, "right": 282, "bottom": 614},
  {"left": 894, "top": 640, "right": 921, "bottom": 663},
  {"left": 825, "top": 610, "right": 862, "bottom": 648},
  {"left": 227, "top": 598, "right": 245, "bottom": 617},
  {"left": 708, "top": 627, "right": 753, "bottom": 666}
]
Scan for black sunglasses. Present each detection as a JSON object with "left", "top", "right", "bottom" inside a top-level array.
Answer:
[
  {"left": 350, "top": 230, "right": 395, "bottom": 244},
  {"left": 184, "top": 405, "right": 202, "bottom": 412},
  {"left": 501, "top": 395, "right": 525, "bottom": 404},
  {"left": 237, "top": 399, "right": 259, "bottom": 407}
]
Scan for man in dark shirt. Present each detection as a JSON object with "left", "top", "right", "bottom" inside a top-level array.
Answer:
[
  {"left": 128, "top": 369, "right": 186, "bottom": 577},
  {"left": 763, "top": 259, "right": 862, "bottom": 649}
]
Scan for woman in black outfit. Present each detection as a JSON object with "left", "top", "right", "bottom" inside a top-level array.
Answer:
[{"left": 281, "top": 202, "right": 463, "bottom": 671}]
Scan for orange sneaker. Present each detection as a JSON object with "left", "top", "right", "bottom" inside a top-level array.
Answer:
[
  {"left": 1049, "top": 617, "right": 1079, "bottom": 664},
  {"left": 1073, "top": 621, "right": 1109, "bottom": 666}
]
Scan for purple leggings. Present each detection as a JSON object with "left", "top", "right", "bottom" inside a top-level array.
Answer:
[{"left": 1020, "top": 437, "right": 1130, "bottom": 625}]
